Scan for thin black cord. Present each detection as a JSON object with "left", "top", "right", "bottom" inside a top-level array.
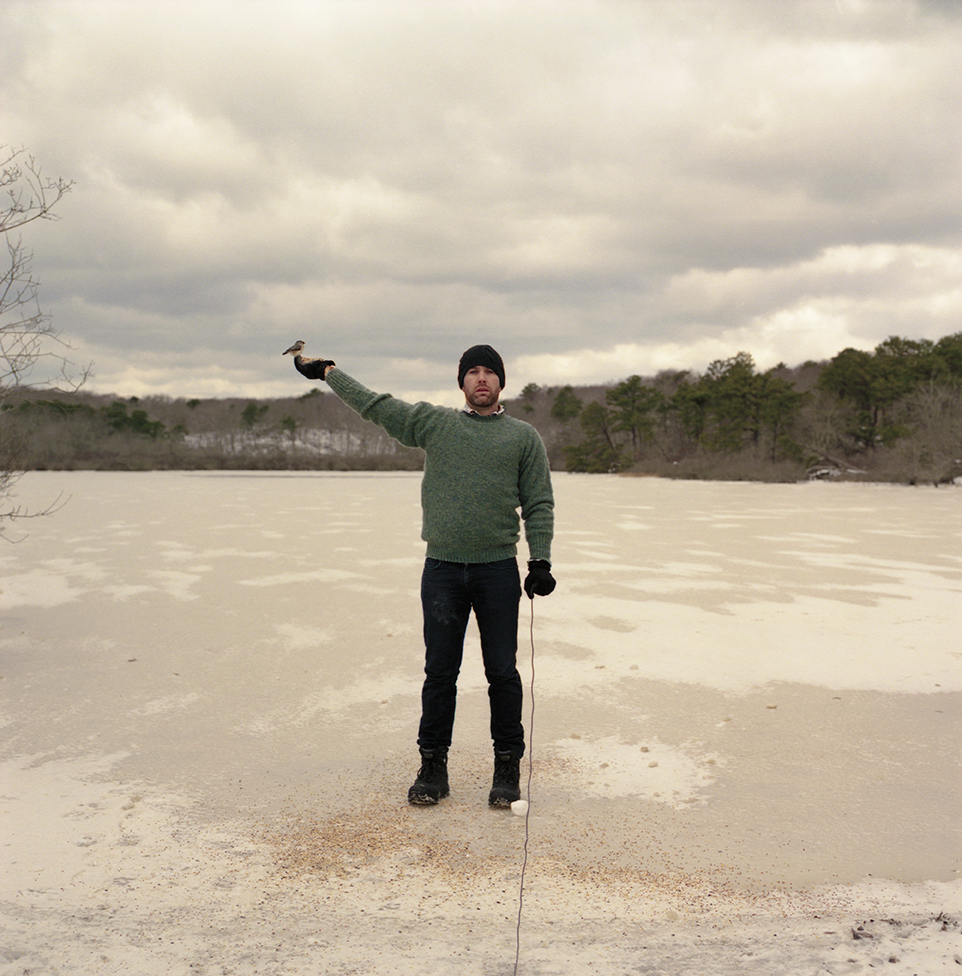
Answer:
[{"left": 512, "top": 599, "right": 536, "bottom": 976}]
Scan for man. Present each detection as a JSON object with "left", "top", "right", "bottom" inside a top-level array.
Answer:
[{"left": 286, "top": 342, "right": 555, "bottom": 808}]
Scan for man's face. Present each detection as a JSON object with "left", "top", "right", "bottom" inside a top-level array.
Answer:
[{"left": 462, "top": 365, "right": 502, "bottom": 414}]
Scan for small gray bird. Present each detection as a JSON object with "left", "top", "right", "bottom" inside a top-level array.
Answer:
[{"left": 283, "top": 340, "right": 335, "bottom": 380}]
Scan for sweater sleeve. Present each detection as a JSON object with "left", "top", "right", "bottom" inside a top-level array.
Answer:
[
  {"left": 325, "top": 367, "right": 439, "bottom": 449},
  {"left": 518, "top": 427, "right": 554, "bottom": 563}
]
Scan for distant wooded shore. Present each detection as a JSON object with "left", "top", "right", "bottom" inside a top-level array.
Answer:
[{"left": 3, "top": 335, "right": 960, "bottom": 485}]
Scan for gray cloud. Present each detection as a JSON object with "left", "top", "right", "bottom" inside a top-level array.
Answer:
[{"left": 3, "top": 0, "right": 960, "bottom": 403}]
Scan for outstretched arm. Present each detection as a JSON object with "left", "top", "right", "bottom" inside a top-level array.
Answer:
[{"left": 284, "top": 345, "right": 440, "bottom": 450}]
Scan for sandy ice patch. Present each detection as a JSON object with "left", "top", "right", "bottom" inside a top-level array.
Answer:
[
  {"left": 549, "top": 733, "right": 721, "bottom": 807},
  {"left": 1, "top": 753, "right": 144, "bottom": 897},
  {"left": 146, "top": 568, "right": 204, "bottom": 600},
  {"left": 134, "top": 691, "right": 204, "bottom": 717},
  {"left": 232, "top": 669, "right": 422, "bottom": 737},
  {"left": 0, "top": 569, "right": 84, "bottom": 609},
  {"left": 273, "top": 621, "right": 334, "bottom": 651},
  {"left": 237, "top": 567, "right": 359, "bottom": 587}
]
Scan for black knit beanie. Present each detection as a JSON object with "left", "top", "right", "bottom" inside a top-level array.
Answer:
[{"left": 458, "top": 344, "right": 506, "bottom": 390}]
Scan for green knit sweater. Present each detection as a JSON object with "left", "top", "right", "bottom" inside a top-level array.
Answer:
[{"left": 326, "top": 368, "right": 554, "bottom": 564}]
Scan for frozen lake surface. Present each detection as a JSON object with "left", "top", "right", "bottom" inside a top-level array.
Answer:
[{"left": 1, "top": 471, "right": 959, "bottom": 975}]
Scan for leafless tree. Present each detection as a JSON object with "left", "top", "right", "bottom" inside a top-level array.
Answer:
[
  {"left": 893, "top": 379, "right": 962, "bottom": 484},
  {"left": 1, "top": 145, "right": 86, "bottom": 538}
]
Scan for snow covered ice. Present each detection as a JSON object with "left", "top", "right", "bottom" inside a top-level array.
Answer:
[{"left": 1, "top": 471, "right": 959, "bottom": 975}]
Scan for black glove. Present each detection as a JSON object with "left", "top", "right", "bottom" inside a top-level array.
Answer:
[
  {"left": 295, "top": 358, "right": 335, "bottom": 380},
  {"left": 524, "top": 559, "right": 556, "bottom": 599}
]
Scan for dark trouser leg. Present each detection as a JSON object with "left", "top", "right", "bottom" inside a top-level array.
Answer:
[
  {"left": 469, "top": 558, "right": 524, "bottom": 758},
  {"left": 418, "top": 559, "right": 471, "bottom": 751}
]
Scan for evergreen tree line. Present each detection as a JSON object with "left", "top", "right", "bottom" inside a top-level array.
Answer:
[
  {"left": 2, "top": 333, "right": 960, "bottom": 484},
  {"left": 522, "top": 333, "right": 962, "bottom": 484}
]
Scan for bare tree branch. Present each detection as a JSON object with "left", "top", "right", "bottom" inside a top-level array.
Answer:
[
  {"left": 1, "top": 145, "right": 85, "bottom": 538},
  {"left": 1, "top": 145, "right": 73, "bottom": 234}
]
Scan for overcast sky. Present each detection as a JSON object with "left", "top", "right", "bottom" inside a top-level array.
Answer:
[{"left": 3, "top": 0, "right": 961, "bottom": 406}]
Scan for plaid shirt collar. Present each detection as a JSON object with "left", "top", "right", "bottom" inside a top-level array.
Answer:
[{"left": 462, "top": 403, "right": 505, "bottom": 416}]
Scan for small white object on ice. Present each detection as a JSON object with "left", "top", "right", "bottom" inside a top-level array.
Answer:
[{"left": 510, "top": 799, "right": 528, "bottom": 816}]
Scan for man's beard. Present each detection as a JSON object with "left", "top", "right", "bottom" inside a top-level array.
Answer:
[{"left": 466, "top": 388, "right": 498, "bottom": 409}]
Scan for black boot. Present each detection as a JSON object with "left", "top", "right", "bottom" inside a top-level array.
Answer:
[
  {"left": 407, "top": 748, "right": 449, "bottom": 805},
  {"left": 488, "top": 750, "right": 521, "bottom": 808}
]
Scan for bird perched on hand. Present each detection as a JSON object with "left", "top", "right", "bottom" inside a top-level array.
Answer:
[{"left": 282, "top": 340, "right": 335, "bottom": 380}]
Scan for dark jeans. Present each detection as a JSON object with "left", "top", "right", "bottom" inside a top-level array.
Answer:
[{"left": 418, "top": 557, "right": 524, "bottom": 757}]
